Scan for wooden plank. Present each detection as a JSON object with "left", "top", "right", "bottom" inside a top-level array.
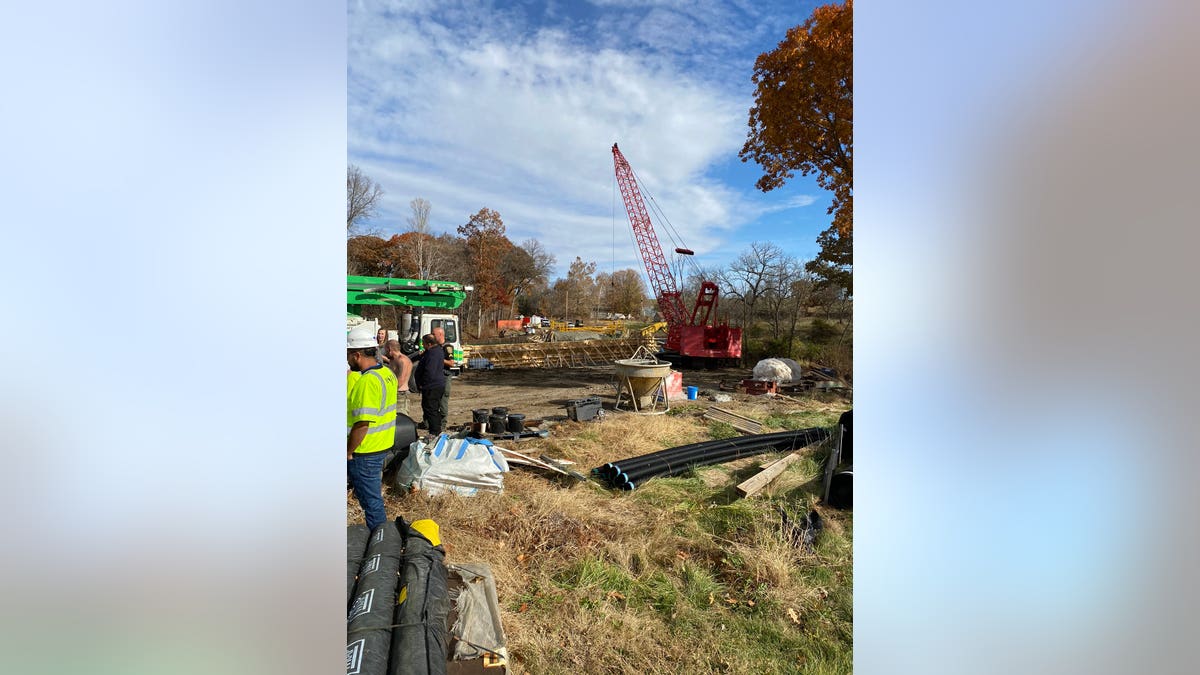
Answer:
[
  {"left": 703, "top": 413, "right": 758, "bottom": 435},
  {"left": 703, "top": 407, "right": 763, "bottom": 434},
  {"left": 497, "top": 447, "right": 574, "bottom": 478},
  {"left": 736, "top": 452, "right": 803, "bottom": 498}
]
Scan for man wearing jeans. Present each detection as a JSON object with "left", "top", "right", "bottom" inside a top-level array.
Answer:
[
  {"left": 347, "top": 323, "right": 398, "bottom": 531},
  {"left": 414, "top": 333, "right": 447, "bottom": 435},
  {"left": 431, "top": 326, "right": 455, "bottom": 428}
]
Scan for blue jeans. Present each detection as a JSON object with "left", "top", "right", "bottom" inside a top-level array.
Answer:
[{"left": 348, "top": 451, "right": 387, "bottom": 531}]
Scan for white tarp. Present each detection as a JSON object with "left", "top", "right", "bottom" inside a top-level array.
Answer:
[
  {"left": 396, "top": 434, "right": 510, "bottom": 496},
  {"left": 752, "top": 358, "right": 805, "bottom": 383}
]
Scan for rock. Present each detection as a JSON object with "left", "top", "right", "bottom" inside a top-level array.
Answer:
[{"left": 710, "top": 393, "right": 732, "bottom": 403}]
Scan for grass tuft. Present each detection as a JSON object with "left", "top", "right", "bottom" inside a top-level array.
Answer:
[{"left": 356, "top": 396, "right": 851, "bottom": 674}]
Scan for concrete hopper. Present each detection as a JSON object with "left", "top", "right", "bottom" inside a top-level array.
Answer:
[{"left": 613, "top": 356, "right": 672, "bottom": 414}]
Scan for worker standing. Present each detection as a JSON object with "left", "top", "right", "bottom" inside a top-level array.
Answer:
[
  {"left": 413, "top": 334, "right": 446, "bottom": 435},
  {"left": 431, "top": 326, "right": 454, "bottom": 429},
  {"left": 347, "top": 323, "right": 398, "bottom": 531},
  {"left": 384, "top": 339, "right": 413, "bottom": 417}
]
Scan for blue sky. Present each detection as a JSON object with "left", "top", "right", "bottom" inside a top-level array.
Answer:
[{"left": 348, "top": 0, "right": 831, "bottom": 280}]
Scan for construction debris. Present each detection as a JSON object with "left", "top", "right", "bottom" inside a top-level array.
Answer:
[
  {"left": 779, "top": 508, "right": 823, "bottom": 552},
  {"left": 497, "top": 447, "right": 584, "bottom": 482},
  {"left": 703, "top": 407, "right": 763, "bottom": 434}
]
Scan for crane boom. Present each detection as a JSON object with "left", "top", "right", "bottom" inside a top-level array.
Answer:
[
  {"left": 611, "top": 143, "right": 742, "bottom": 361},
  {"left": 611, "top": 143, "right": 688, "bottom": 332}
]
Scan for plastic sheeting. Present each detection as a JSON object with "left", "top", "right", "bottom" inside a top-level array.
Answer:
[
  {"left": 447, "top": 563, "right": 508, "bottom": 663},
  {"left": 395, "top": 434, "right": 509, "bottom": 497},
  {"left": 347, "top": 521, "right": 404, "bottom": 675},
  {"left": 752, "top": 357, "right": 804, "bottom": 383}
]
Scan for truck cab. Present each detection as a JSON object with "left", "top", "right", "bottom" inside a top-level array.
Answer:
[{"left": 403, "top": 312, "right": 464, "bottom": 374}]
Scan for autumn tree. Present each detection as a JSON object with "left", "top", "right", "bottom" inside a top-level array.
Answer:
[
  {"left": 458, "top": 208, "right": 512, "bottom": 334},
  {"left": 347, "top": 234, "right": 403, "bottom": 277},
  {"left": 742, "top": 1, "right": 852, "bottom": 299},
  {"left": 596, "top": 269, "right": 648, "bottom": 317},
  {"left": 550, "top": 257, "right": 598, "bottom": 321},
  {"left": 347, "top": 164, "right": 384, "bottom": 235}
]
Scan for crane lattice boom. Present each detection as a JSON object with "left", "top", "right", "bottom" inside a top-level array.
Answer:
[{"left": 611, "top": 143, "right": 688, "bottom": 330}]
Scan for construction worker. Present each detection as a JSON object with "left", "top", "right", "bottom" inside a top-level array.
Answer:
[
  {"left": 431, "top": 326, "right": 454, "bottom": 429},
  {"left": 413, "top": 333, "right": 447, "bottom": 435},
  {"left": 347, "top": 322, "right": 398, "bottom": 531},
  {"left": 384, "top": 339, "right": 413, "bottom": 417}
]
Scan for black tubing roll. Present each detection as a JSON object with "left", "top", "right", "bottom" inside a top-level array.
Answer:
[
  {"left": 347, "top": 524, "right": 370, "bottom": 607},
  {"left": 389, "top": 518, "right": 450, "bottom": 675},
  {"left": 347, "top": 521, "right": 404, "bottom": 675}
]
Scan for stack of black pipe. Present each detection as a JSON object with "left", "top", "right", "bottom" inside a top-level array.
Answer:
[
  {"left": 347, "top": 524, "right": 370, "bottom": 607},
  {"left": 347, "top": 521, "right": 405, "bottom": 675},
  {"left": 592, "top": 427, "right": 831, "bottom": 490}
]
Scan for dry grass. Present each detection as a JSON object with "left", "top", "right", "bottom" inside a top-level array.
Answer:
[{"left": 352, "top": 403, "right": 852, "bottom": 674}]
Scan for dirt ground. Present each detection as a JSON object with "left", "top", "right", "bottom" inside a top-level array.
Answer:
[
  {"left": 353, "top": 364, "right": 853, "bottom": 673},
  {"left": 443, "top": 365, "right": 807, "bottom": 428}
]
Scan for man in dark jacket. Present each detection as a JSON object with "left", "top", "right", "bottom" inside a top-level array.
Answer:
[{"left": 413, "top": 334, "right": 447, "bottom": 435}]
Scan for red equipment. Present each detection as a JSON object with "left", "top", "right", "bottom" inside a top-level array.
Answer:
[{"left": 611, "top": 143, "right": 742, "bottom": 361}]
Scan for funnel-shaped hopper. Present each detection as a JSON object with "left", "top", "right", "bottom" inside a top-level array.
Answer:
[{"left": 614, "top": 358, "right": 672, "bottom": 409}]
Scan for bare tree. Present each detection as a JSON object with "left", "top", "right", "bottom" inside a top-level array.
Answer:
[
  {"left": 760, "top": 255, "right": 813, "bottom": 340},
  {"left": 347, "top": 164, "right": 384, "bottom": 236},
  {"left": 520, "top": 239, "right": 556, "bottom": 281},
  {"left": 406, "top": 197, "right": 434, "bottom": 279},
  {"left": 719, "top": 242, "right": 785, "bottom": 333}
]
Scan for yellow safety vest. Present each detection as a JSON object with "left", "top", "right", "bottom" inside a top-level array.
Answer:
[{"left": 347, "top": 364, "right": 398, "bottom": 454}]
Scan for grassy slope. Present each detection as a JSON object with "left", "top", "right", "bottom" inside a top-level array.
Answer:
[{"left": 355, "top": 399, "right": 852, "bottom": 674}]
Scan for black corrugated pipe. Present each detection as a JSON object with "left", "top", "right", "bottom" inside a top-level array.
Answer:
[
  {"left": 620, "top": 430, "right": 828, "bottom": 489},
  {"left": 600, "top": 429, "right": 824, "bottom": 480},
  {"left": 618, "top": 444, "right": 778, "bottom": 490},
  {"left": 611, "top": 437, "right": 804, "bottom": 488},
  {"left": 619, "top": 437, "right": 806, "bottom": 487},
  {"left": 608, "top": 428, "right": 831, "bottom": 490},
  {"left": 604, "top": 425, "right": 830, "bottom": 482}
]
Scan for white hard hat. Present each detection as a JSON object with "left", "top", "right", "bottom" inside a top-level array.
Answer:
[{"left": 347, "top": 322, "right": 377, "bottom": 349}]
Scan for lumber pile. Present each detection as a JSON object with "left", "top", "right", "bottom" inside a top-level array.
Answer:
[{"left": 703, "top": 407, "right": 763, "bottom": 434}]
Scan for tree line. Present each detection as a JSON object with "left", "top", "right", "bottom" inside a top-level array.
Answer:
[{"left": 346, "top": 180, "right": 651, "bottom": 336}]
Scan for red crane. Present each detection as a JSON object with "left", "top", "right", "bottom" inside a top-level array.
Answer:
[{"left": 611, "top": 143, "right": 742, "bottom": 362}]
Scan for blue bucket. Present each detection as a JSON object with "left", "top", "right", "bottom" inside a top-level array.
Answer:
[{"left": 686, "top": 386, "right": 699, "bottom": 400}]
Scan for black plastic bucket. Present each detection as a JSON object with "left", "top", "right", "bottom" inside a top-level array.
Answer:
[
  {"left": 506, "top": 413, "right": 525, "bottom": 433},
  {"left": 472, "top": 409, "right": 490, "bottom": 423},
  {"left": 491, "top": 406, "right": 508, "bottom": 416},
  {"left": 489, "top": 414, "right": 507, "bottom": 434}
]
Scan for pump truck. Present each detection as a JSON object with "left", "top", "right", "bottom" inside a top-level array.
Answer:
[{"left": 346, "top": 276, "right": 471, "bottom": 369}]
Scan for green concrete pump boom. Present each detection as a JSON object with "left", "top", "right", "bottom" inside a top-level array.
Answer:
[{"left": 347, "top": 276, "right": 468, "bottom": 310}]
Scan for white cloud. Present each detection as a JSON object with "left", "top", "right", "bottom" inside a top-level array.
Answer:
[{"left": 349, "top": 0, "right": 816, "bottom": 277}]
